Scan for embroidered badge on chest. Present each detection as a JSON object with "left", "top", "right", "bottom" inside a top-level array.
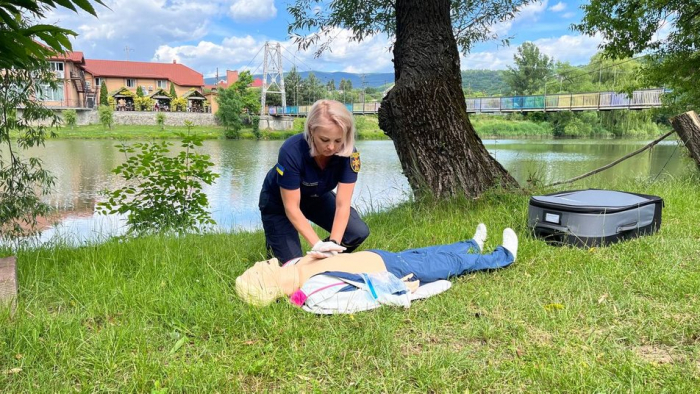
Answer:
[{"left": 350, "top": 152, "right": 361, "bottom": 173}]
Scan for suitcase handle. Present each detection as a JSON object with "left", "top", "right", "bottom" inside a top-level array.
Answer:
[
  {"left": 617, "top": 222, "right": 639, "bottom": 232},
  {"left": 535, "top": 222, "right": 569, "bottom": 232}
]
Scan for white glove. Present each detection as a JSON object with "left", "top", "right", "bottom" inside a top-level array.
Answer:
[
  {"left": 306, "top": 250, "right": 334, "bottom": 259},
  {"left": 312, "top": 240, "right": 346, "bottom": 255}
]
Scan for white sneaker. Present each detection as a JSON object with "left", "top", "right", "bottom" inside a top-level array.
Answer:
[
  {"left": 502, "top": 228, "right": 518, "bottom": 261},
  {"left": 473, "top": 223, "right": 487, "bottom": 252}
]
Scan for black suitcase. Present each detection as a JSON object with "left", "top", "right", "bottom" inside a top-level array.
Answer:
[{"left": 528, "top": 189, "right": 663, "bottom": 247}]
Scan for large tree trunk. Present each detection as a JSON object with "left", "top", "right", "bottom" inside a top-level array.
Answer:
[{"left": 379, "top": 0, "right": 518, "bottom": 199}]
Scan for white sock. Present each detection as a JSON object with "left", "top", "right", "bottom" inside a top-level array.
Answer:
[
  {"left": 502, "top": 228, "right": 518, "bottom": 261},
  {"left": 473, "top": 223, "right": 487, "bottom": 252}
]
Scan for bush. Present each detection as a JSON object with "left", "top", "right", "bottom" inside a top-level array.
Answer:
[
  {"left": 251, "top": 115, "right": 261, "bottom": 140},
  {"left": 156, "top": 112, "right": 166, "bottom": 130},
  {"left": 62, "top": 109, "right": 77, "bottom": 129},
  {"left": 107, "top": 96, "right": 116, "bottom": 109},
  {"left": 97, "top": 126, "right": 219, "bottom": 235},
  {"left": 134, "top": 97, "right": 154, "bottom": 111},
  {"left": 99, "top": 80, "right": 109, "bottom": 106},
  {"left": 171, "top": 97, "right": 187, "bottom": 112},
  {"left": 98, "top": 105, "right": 113, "bottom": 129}
]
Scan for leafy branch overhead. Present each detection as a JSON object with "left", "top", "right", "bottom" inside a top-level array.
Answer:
[
  {"left": 0, "top": 1, "right": 107, "bottom": 69},
  {"left": 287, "top": 0, "right": 535, "bottom": 57},
  {"left": 575, "top": 0, "right": 700, "bottom": 111}
]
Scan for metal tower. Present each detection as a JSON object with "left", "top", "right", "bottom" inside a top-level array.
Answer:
[{"left": 260, "top": 42, "right": 286, "bottom": 116}]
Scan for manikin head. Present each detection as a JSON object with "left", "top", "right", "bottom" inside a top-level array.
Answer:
[
  {"left": 303, "top": 99, "right": 356, "bottom": 158},
  {"left": 235, "top": 258, "right": 287, "bottom": 306}
]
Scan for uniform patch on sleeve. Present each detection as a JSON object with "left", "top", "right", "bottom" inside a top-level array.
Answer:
[
  {"left": 350, "top": 152, "right": 361, "bottom": 173},
  {"left": 276, "top": 164, "right": 285, "bottom": 176}
]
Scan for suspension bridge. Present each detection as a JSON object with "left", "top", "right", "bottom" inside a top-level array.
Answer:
[{"left": 250, "top": 42, "right": 666, "bottom": 117}]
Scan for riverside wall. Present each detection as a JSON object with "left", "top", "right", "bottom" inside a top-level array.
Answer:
[{"left": 17, "top": 108, "right": 219, "bottom": 127}]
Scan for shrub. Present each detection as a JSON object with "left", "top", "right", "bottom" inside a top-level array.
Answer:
[
  {"left": 171, "top": 97, "right": 187, "bottom": 112},
  {"left": 97, "top": 124, "right": 219, "bottom": 235},
  {"left": 62, "top": 109, "right": 77, "bottom": 129},
  {"left": 99, "top": 80, "right": 108, "bottom": 106},
  {"left": 156, "top": 113, "right": 166, "bottom": 130},
  {"left": 107, "top": 96, "right": 116, "bottom": 109},
  {"left": 98, "top": 105, "right": 113, "bottom": 129},
  {"left": 136, "top": 85, "right": 144, "bottom": 97},
  {"left": 251, "top": 115, "right": 261, "bottom": 140}
]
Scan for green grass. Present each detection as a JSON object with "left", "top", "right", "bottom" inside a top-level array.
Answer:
[
  {"left": 1, "top": 171, "right": 700, "bottom": 391},
  {"left": 471, "top": 115, "right": 553, "bottom": 138},
  {"left": 43, "top": 115, "right": 388, "bottom": 141}
]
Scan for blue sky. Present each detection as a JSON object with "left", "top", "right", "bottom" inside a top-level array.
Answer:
[{"left": 44, "top": 0, "right": 604, "bottom": 78}]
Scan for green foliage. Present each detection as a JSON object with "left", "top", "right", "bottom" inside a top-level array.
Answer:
[
  {"left": 284, "top": 66, "right": 303, "bottom": 106},
  {"left": 216, "top": 85, "right": 246, "bottom": 136},
  {"left": 575, "top": 0, "right": 700, "bottom": 112},
  {"left": 107, "top": 96, "right": 116, "bottom": 109},
  {"left": 99, "top": 80, "right": 109, "bottom": 106},
  {"left": 134, "top": 96, "right": 154, "bottom": 111},
  {"left": 169, "top": 83, "right": 177, "bottom": 99},
  {"left": 504, "top": 42, "right": 554, "bottom": 95},
  {"left": 135, "top": 85, "right": 144, "bottom": 97},
  {"left": 171, "top": 97, "right": 187, "bottom": 112},
  {"left": 156, "top": 113, "right": 166, "bottom": 130},
  {"left": 97, "top": 130, "right": 219, "bottom": 235},
  {"left": 98, "top": 105, "right": 113, "bottom": 129},
  {"left": 251, "top": 115, "right": 261, "bottom": 140},
  {"left": 287, "top": 0, "right": 535, "bottom": 55},
  {"left": 0, "top": 67, "right": 58, "bottom": 239},
  {"left": 300, "top": 72, "right": 325, "bottom": 105},
  {"left": 62, "top": 109, "right": 77, "bottom": 129},
  {"left": 0, "top": 0, "right": 105, "bottom": 70}
]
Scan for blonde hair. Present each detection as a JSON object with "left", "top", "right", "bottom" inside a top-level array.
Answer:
[
  {"left": 235, "top": 258, "right": 286, "bottom": 307},
  {"left": 303, "top": 99, "right": 356, "bottom": 157}
]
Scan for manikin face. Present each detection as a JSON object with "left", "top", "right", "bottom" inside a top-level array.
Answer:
[
  {"left": 235, "top": 258, "right": 284, "bottom": 306},
  {"left": 312, "top": 123, "right": 344, "bottom": 157}
]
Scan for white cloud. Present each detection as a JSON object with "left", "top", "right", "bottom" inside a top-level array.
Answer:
[
  {"left": 229, "top": 0, "right": 277, "bottom": 23},
  {"left": 548, "top": 2, "right": 566, "bottom": 12},
  {"left": 153, "top": 35, "right": 263, "bottom": 76},
  {"left": 43, "top": 0, "right": 221, "bottom": 60},
  {"left": 534, "top": 33, "right": 603, "bottom": 64},
  {"left": 562, "top": 12, "right": 576, "bottom": 19},
  {"left": 487, "top": 0, "right": 549, "bottom": 37}
]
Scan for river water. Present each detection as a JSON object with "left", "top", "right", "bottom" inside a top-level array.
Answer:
[{"left": 15, "top": 137, "right": 684, "bottom": 244}]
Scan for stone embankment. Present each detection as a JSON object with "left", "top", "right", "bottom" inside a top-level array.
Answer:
[{"left": 17, "top": 108, "right": 219, "bottom": 126}]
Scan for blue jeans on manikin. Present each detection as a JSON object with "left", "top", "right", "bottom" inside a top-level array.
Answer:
[{"left": 369, "top": 239, "right": 514, "bottom": 284}]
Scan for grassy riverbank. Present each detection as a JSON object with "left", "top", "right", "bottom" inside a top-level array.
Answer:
[
  {"left": 2, "top": 168, "right": 699, "bottom": 391},
  {"left": 46, "top": 115, "right": 387, "bottom": 140}
]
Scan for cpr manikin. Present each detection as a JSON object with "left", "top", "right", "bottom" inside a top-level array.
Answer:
[{"left": 236, "top": 224, "right": 518, "bottom": 309}]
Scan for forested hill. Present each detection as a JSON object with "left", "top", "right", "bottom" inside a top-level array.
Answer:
[
  {"left": 461, "top": 70, "right": 508, "bottom": 96},
  {"left": 205, "top": 69, "right": 508, "bottom": 94}
]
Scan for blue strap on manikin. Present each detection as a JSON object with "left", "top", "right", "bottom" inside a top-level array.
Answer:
[{"left": 363, "top": 274, "right": 379, "bottom": 299}]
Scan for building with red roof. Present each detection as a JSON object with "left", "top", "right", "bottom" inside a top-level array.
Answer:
[{"left": 42, "top": 51, "right": 205, "bottom": 109}]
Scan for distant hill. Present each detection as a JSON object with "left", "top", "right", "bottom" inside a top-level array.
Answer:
[
  {"left": 461, "top": 70, "right": 509, "bottom": 96},
  {"left": 205, "top": 69, "right": 509, "bottom": 95}
]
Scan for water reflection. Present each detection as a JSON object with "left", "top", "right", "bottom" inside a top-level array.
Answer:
[{"left": 9, "top": 137, "right": 684, "bottom": 244}]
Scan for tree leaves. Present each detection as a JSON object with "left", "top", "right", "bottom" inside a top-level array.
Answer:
[{"left": 286, "top": 0, "right": 535, "bottom": 56}]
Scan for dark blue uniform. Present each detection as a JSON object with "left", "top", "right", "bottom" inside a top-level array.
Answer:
[{"left": 259, "top": 134, "right": 370, "bottom": 263}]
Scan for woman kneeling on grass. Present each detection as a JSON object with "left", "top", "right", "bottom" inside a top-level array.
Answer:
[{"left": 236, "top": 224, "right": 518, "bottom": 311}]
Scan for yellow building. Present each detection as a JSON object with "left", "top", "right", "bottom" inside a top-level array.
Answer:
[{"left": 44, "top": 52, "right": 205, "bottom": 109}]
